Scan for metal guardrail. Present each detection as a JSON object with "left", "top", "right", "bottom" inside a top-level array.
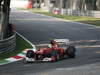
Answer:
[
  {"left": 51, "top": 8, "right": 100, "bottom": 18},
  {"left": 0, "top": 33, "right": 16, "bottom": 53},
  {"left": 65, "top": 10, "right": 100, "bottom": 18}
]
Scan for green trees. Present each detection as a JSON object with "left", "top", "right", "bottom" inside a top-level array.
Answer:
[
  {"left": 64, "top": 0, "right": 100, "bottom": 11},
  {"left": 96, "top": 0, "right": 100, "bottom": 10},
  {"left": 32, "top": 0, "right": 100, "bottom": 11},
  {"left": 0, "top": 0, "right": 11, "bottom": 39},
  {"left": 32, "top": 0, "right": 43, "bottom": 8}
]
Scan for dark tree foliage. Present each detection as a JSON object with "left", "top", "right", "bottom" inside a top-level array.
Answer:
[
  {"left": 31, "top": 0, "right": 100, "bottom": 10},
  {"left": 85, "top": 0, "right": 97, "bottom": 10},
  {"left": 0, "top": 0, "right": 11, "bottom": 39}
]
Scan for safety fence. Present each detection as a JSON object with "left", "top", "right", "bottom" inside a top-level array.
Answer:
[
  {"left": 65, "top": 10, "right": 100, "bottom": 18},
  {"left": 51, "top": 8, "right": 100, "bottom": 18},
  {"left": 0, "top": 33, "right": 16, "bottom": 53}
]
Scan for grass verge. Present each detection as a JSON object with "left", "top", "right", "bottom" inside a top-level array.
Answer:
[
  {"left": 17, "top": 8, "right": 47, "bottom": 13},
  {"left": 37, "top": 12, "right": 100, "bottom": 26},
  {"left": 27, "top": 8, "right": 100, "bottom": 26},
  {"left": 0, "top": 34, "right": 33, "bottom": 60}
]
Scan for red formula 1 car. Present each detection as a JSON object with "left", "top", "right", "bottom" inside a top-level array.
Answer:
[{"left": 23, "top": 39, "right": 76, "bottom": 63}]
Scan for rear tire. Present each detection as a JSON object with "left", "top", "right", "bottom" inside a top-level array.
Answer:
[{"left": 65, "top": 46, "right": 76, "bottom": 58}]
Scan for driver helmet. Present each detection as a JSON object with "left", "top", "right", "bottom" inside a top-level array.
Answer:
[{"left": 50, "top": 40, "right": 57, "bottom": 45}]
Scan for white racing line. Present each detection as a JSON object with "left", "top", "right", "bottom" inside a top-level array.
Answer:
[
  {"left": 16, "top": 32, "right": 36, "bottom": 51},
  {"left": 27, "top": 62, "right": 100, "bottom": 75},
  {"left": 55, "top": 62, "right": 100, "bottom": 71},
  {"left": 42, "top": 62, "right": 100, "bottom": 75}
]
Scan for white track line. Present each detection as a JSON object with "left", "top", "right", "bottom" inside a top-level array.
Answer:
[{"left": 16, "top": 32, "right": 36, "bottom": 50}]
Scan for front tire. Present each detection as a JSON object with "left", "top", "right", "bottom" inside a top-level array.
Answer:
[{"left": 26, "top": 50, "right": 35, "bottom": 58}]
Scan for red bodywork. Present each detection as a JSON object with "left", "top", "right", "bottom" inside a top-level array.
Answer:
[
  {"left": 36, "top": 40, "right": 64, "bottom": 56},
  {"left": 36, "top": 47, "right": 64, "bottom": 56},
  {"left": 26, "top": 40, "right": 65, "bottom": 62},
  {"left": 26, "top": 40, "right": 76, "bottom": 62},
  {"left": 35, "top": 47, "right": 65, "bottom": 61}
]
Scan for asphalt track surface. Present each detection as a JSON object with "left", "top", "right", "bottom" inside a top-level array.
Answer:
[{"left": 0, "top": 8, "right": 100, "bottom": 75}]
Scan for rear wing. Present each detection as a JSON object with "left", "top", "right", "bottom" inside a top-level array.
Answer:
[
  {"left": 36, "top": 39, "right": 70, "bottom": 48},
  {"left": 54, "top": 39, "right": 70, "bottom": 45}
]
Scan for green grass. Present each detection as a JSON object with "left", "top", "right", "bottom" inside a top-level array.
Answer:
[
  {"left": 16, "top": 34, "right": 32, "bottom": 51},
  {"left": 29, "top": 8, "right": 48, "bottom": 13},
  {"left": 28, "top": 9, "right": 100, "bottom": 26},
  {"left": 0, "top": 34, "right": 32, "bottom": 60},
  {"left": 17, "top": 8, "right": 47, "bottom": 13},
  {"left": 39, "top": 12, "right": 100, "bottom": 26},
  {"left": 17, "top": 8, "right": 28, "bottom": 10}
]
